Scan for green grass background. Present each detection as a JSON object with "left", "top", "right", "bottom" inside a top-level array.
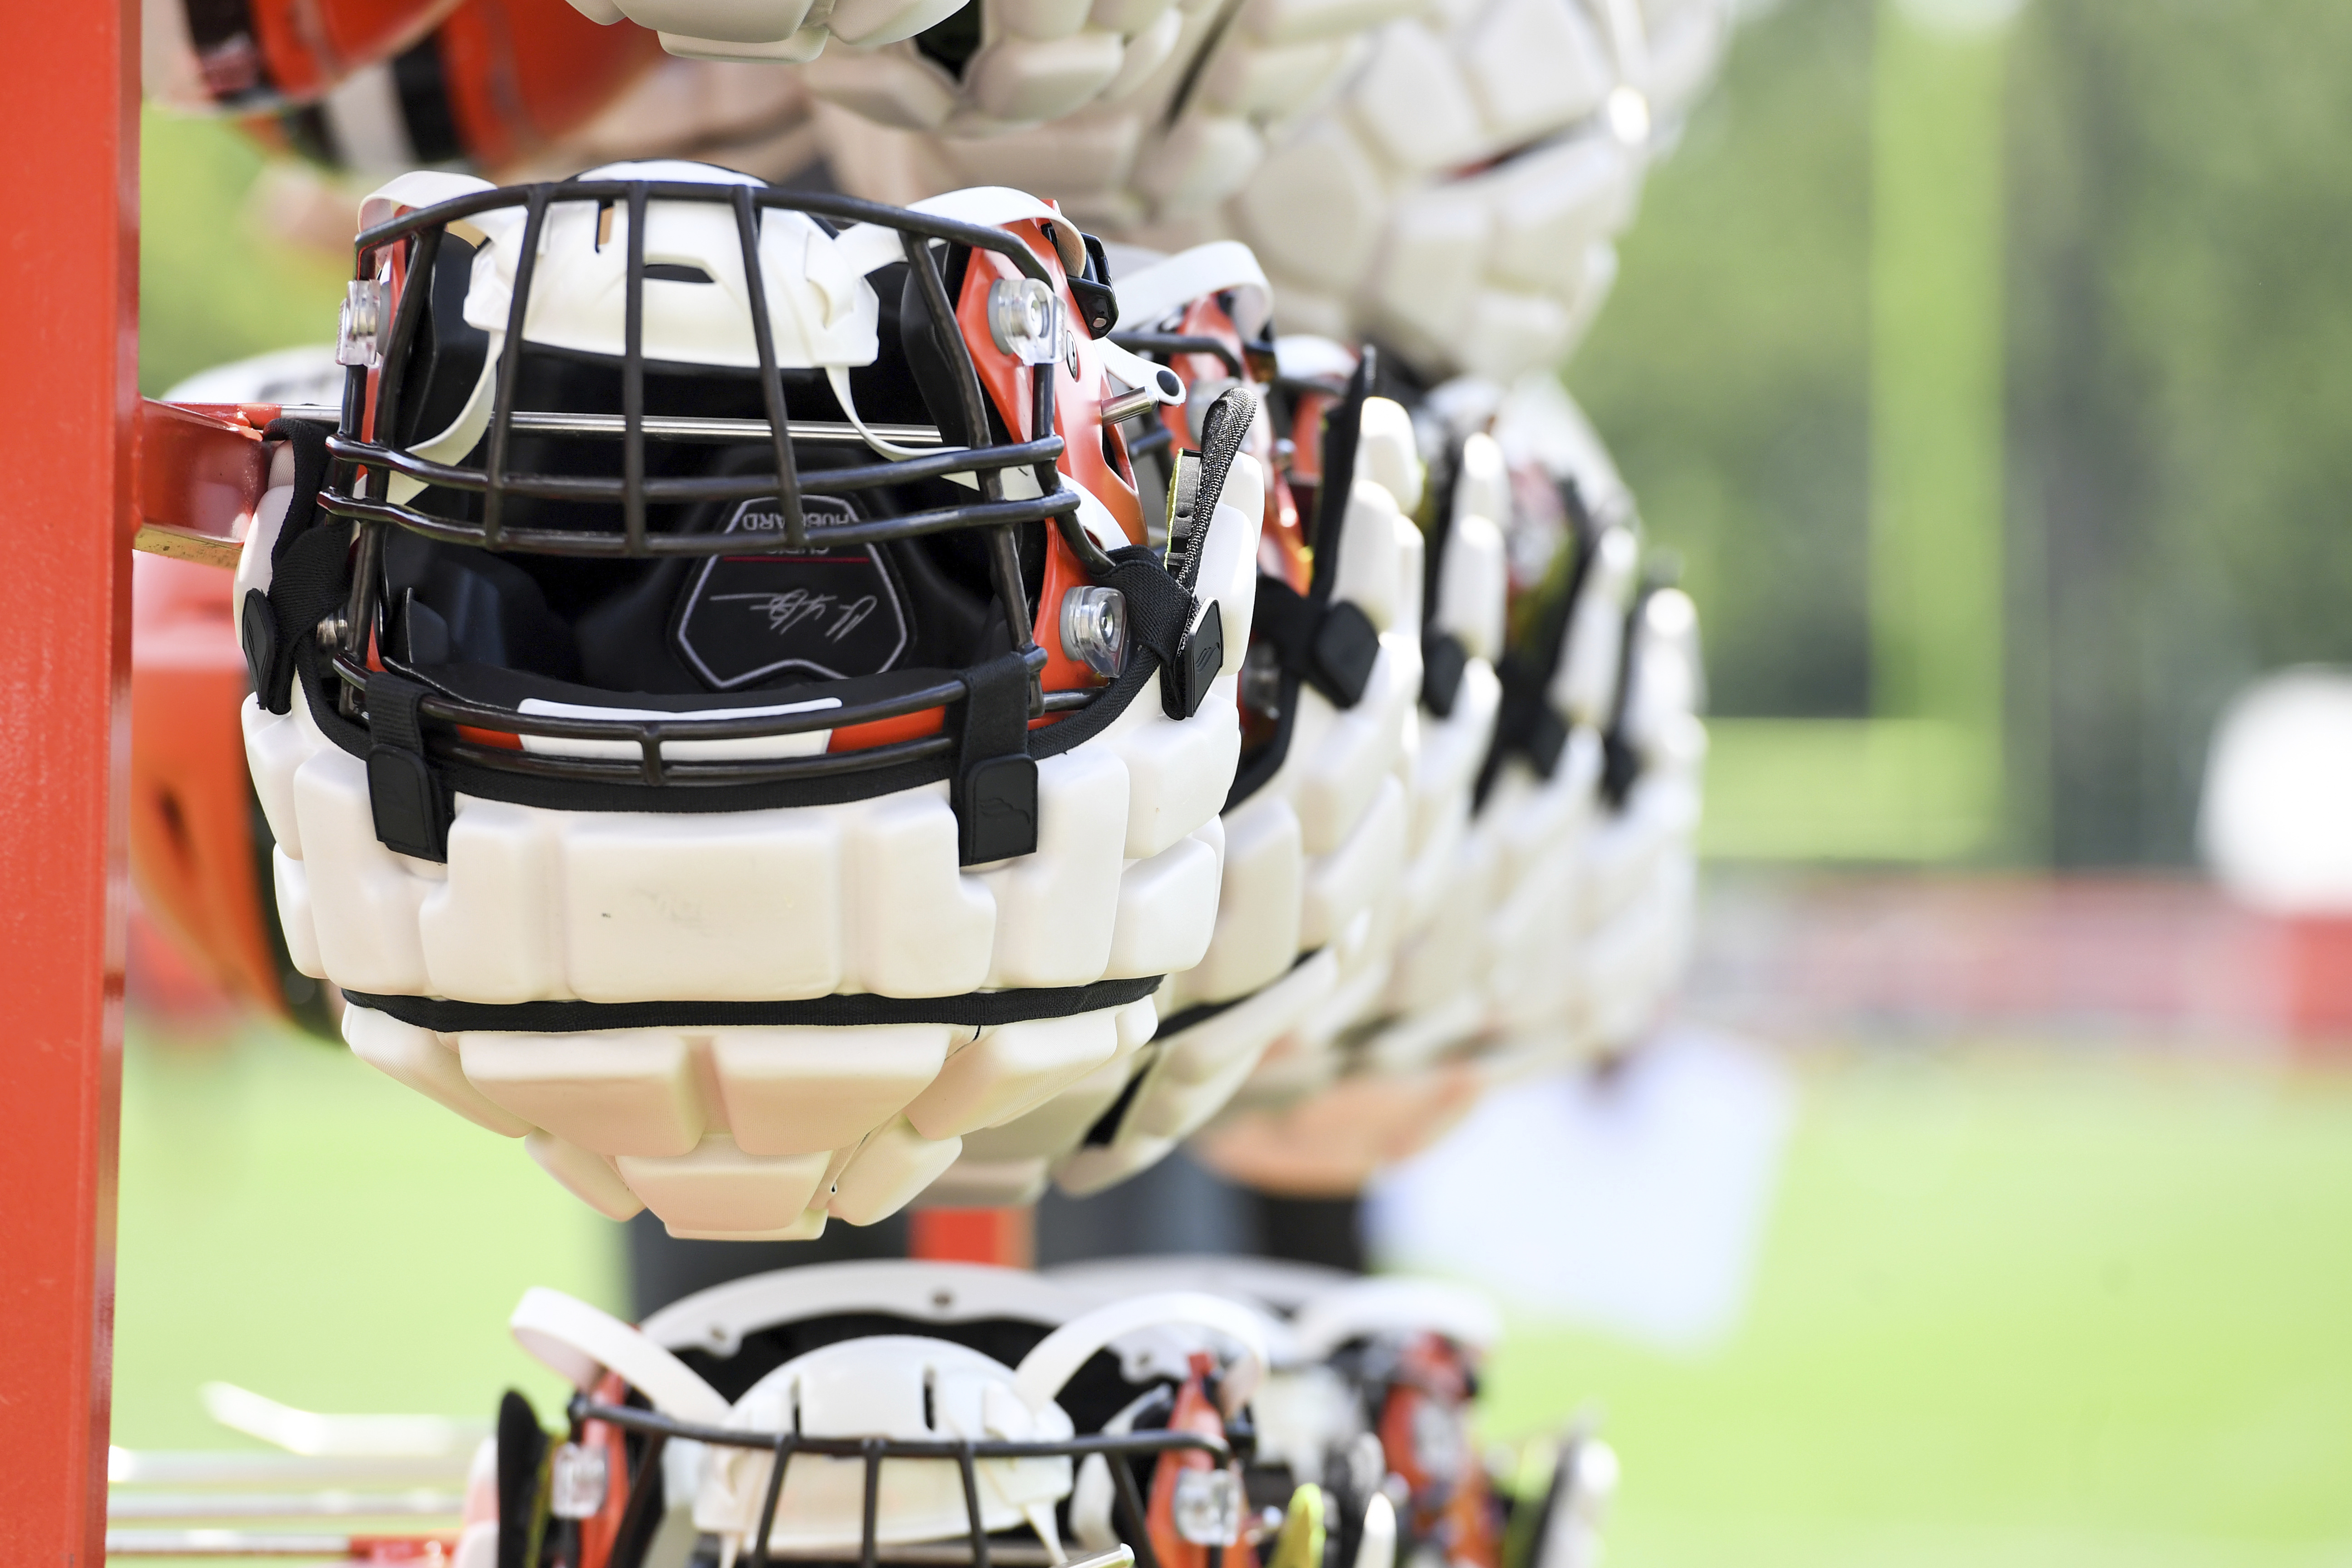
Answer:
[
  {"left": 114, "top": 1028, "right": 2352, "bottom": 1565},
  {"left": 1478, "top": 1050, "right": 2352, "bottom": 1568},
  {"left": 114, "top": 1024, "right": 624, "bottom": 1451}
]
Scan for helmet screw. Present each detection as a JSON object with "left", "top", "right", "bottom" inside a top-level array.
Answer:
[
  {"left": 987, "top": 277, "right": 1061, "bottom": 366},
  {"left": 1059, "top": 585, "right": 1127, "bottom": 680}
]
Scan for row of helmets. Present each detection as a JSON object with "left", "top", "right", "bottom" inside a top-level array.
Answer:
[
  {"left": 337, "top": 1256, "right": 1613, "bottom": 1568},
  {"left": 147, "top": 0, "right": 1736, "bottom": 387},
  {"left": 132, "top": 0, "right": 1713, "bottom": 1228},
  {"left": 134, "top": 166, "right": 1702, "bottom": 1233}
]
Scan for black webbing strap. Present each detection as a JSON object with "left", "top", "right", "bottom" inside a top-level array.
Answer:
[
  {"left": 1251, "top": 576, "right": 1378, "bottom": 708},
  {"left": 1422, "top": 628, "right": 1469, "bottom": 718},
  {"left": 1223, "top": 355, "right": 1378, "bottom": 812},
  {"left": 342, "top": 972, "right": 1167, "bottom": 1033},
  {"left": 246, "top": 418, "right": 346, "bottom": 713},
  {"left": 365, "top": 670, "right": 452, "bottom": 861},
  {"left": 955, "top": 649, "right": 1039, "bottom": 865},
  {"left": 1478, "top": 476, "right": 1605, "bottom": 799},
  {"left": 1164, "top": 388, "right": 1251, "bottom": 589},
  {"left": 1599, "top": 582, "right": 1659, "bottom": 810}
]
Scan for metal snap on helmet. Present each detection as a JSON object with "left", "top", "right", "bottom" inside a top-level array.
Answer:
[{"left": 234, "top": 162, "right": 1266, "bottom": 1237}]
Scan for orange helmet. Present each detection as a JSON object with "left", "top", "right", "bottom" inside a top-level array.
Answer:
[
  {"left": 131, "top": 550, "right": 338, "bottom": 1036},
  {"left": 145, "top": 0, "right": 465, "bottom": 111},
  {"left": 246, "top": 0, "right": 661, "bottom": 175}
]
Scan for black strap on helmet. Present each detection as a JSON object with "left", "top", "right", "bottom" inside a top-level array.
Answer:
[
  {"left": 1224, "top": 351, "right": 1380, "bottom": 811},
  {"left": 244, "top": 417, "right": 343, "bottom": 715},
  {"left": 1475, "top": 476, "right": 1608, "bottom": 806},
  {"left": 364, "top": 670, "right": 451, "bottom": 861},
  {"left": 1418, "top": 431, "right": 1470, "bottom": 719},
  {"left": 955, "top": 648, "right": 1041, "bottom": 865}
]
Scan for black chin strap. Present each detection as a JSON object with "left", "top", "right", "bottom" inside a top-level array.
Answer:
[
  {"left": 954, "top": 648, "right": 1041, "bottom": 865},
  {"left": 245, "top": 418, "right": 345, "bottom": 716}
]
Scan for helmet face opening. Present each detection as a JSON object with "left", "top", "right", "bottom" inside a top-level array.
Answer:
[{"left": 313, "top": 168, "right": 1157, "bottom": 797}]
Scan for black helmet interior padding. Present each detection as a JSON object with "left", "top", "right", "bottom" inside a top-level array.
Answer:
[{"left": 381, "top": 255, "right": 1035, "bottom": 699}]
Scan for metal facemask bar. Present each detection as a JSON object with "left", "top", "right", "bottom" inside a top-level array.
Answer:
[
  {"left": 314, "top": 178, "right": 1104, "bottom": 787},
  {"left": 571, "top": 1394, "right": 1229, "bottom": 1568}
]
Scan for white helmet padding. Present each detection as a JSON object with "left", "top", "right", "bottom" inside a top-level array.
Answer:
[
  {"left": 1289, "top": 1278, "right": 1500, "bottom": 1360},
  {"left": 1015, "top": 1291, "right": 1271, "bottom": 1420},
  {"left": 1144, "top": 0, "right": 1693, "bottom": 383},
  {"left": 1112, "top": 243, "right": 1273, "bottom": 342},
  {"left": 508, "top": 1286, "right": 732, "bottom": 1425},
  {"left": 642, "top": 1259, "right": 1085, "bottom": 1360}
]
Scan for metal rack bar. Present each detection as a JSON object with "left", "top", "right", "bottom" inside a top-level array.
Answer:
[{"left": 0, "top": 3, "right": 135, "bottom": 1560}]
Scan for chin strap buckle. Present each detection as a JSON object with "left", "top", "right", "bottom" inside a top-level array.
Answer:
[{"left": 363, "top": 671, "right": 451, "bottom": 862}]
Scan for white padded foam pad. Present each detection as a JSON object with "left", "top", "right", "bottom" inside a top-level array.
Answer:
[
  {"left": 1105, "top": 0, "right": 1737, "bottom": 381},
  {"left": 254, "top": 476, "right": 1262, "bottom": 1232},
  {"left": 509, "top": 1286, "right": 731, "bottom": 1425},
  {"left": 809, "top": 0, "right": 1421, "bottom": 234}
]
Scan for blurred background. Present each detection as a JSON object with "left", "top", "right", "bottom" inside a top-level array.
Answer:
[{"left": 121, "top": 0, "right": 2352, "bottom": 1563}]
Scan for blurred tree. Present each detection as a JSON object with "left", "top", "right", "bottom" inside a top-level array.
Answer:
[
  {"left": 1576, "top": 0, "right": 2352, "bottom": 866},
  {"left": 1573, "top": 0, "right": 1877, "bottom": 723},
  {"left": 2008, "top": 0, "right": 2352, "bottom": 866}
]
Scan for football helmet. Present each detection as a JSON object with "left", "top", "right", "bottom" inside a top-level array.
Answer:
[
  {"left": 1137, "top": 0, "right": 1737, "bottom": 382},
  {"left": 144, "top": 0, "right": 464, "bottom": 111},
  {"left": 538, "top": 1262, "right": 1284, "bottom": 1568},
  {"left": 245, "top": 0, "right": 663, "bottom": 176},
  {"left": 129, "top": 356, "right": 367, "bottom": 1039},
  {"left": 808, "top": 0, "right": 1419, "bottom": 233},
  {"left": 1054, "top": 1258, "right": 1506, "bottom": 1568},
  {"left": 1195, "top": 375, "right": 1695, "bottom": 1192},
  {"left": 904, "top": 251, "right": 1426, "bottom": 1207},
  {"left": 447, "top": 1276, "right": 1276, "bottom": 1568},
  {"left": 236, "top": 163, "right": 1266, "bottom": 1237}
]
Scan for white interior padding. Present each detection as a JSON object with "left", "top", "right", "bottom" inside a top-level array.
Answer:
[
  {"left": 698, "top": 1336, "right": 1074, "bottom": 1553},
  {"left": 509, "top": 1286, "right": 728, "bottom": 1424}
]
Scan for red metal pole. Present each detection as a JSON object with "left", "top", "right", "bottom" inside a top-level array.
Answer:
[{"left": 0, "top": 1, "right": 139, "bottom": 1560}]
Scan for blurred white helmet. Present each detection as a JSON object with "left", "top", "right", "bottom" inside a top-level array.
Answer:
[
  {"left": 808, "top": 0, "right": 1423, "bottom": 235},
  {"left": 1136, "top": 0, "right": 1739, "bottom": 382},
  {"left": 2200, "top": 668, "right": 2352, "bottom": 915}
]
